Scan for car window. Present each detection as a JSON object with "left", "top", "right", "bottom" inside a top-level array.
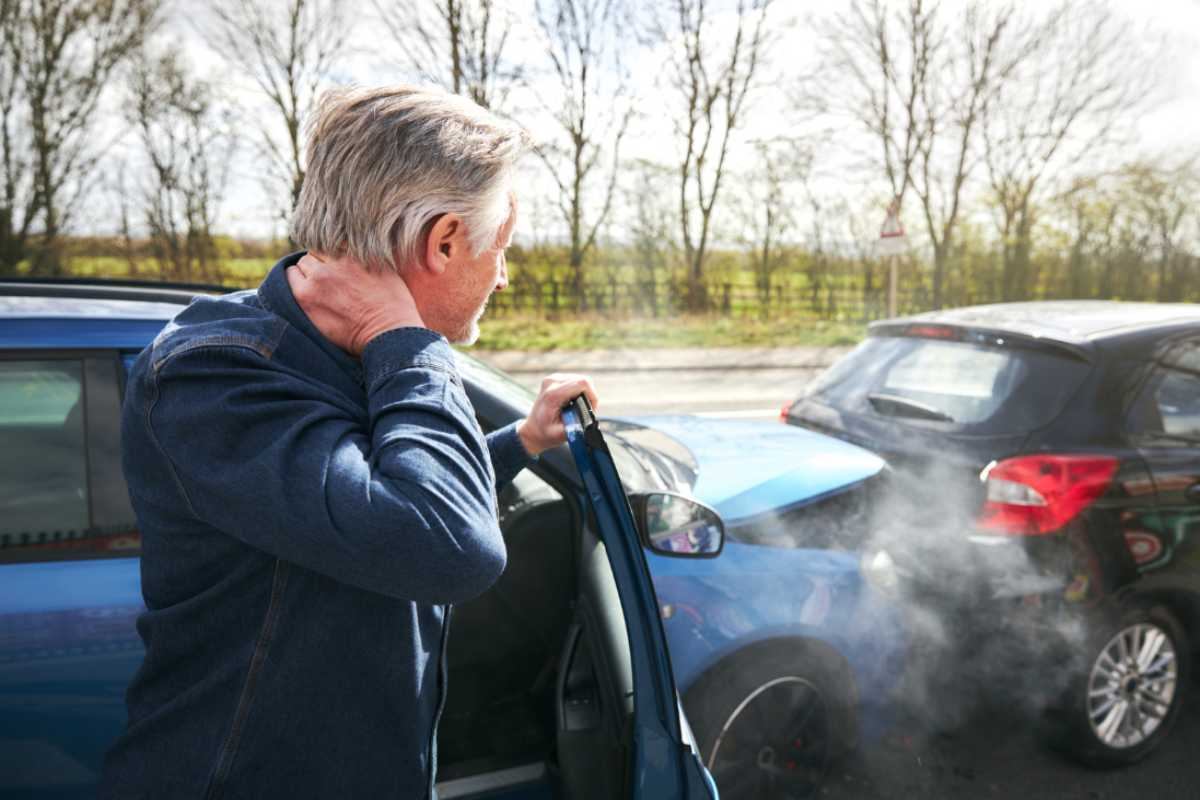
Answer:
[
  {"left": 0, "top": 357, "right": 139, "bottom": 563},
  {"left": 1153, "top": 369, "right": 1200, "bottom": 440},
  {"left": 0, "top": 360, "right": 90, "bottom": 554},
  {"left": 805, "top": 334, "right": 1090, "bottom": 434},
  {"left": 879, "top": 342, "right": 1017, "bottom": 423},
  {"left": 1130, "top": 337, "right": 1200, "bottom": 443}
]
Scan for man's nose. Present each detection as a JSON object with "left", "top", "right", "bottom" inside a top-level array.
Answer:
[{"left": 496, "top": 255, "right": 509, "bottom": 291}]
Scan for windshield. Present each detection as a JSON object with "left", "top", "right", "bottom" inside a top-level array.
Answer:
[
  {"left": 599, "top": 420, "right": 698, "bottom": 498},
  {"left": 454, "top": 350, "right": 697, "bottom": 498}
]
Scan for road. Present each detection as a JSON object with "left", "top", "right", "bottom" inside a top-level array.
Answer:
[
  {"left": 474, "top": 346, "right": 851, "bottom": 418},
  {"left": 822, "top": 691, "right": 1200, "bottom": 799},
  {"left": 477, "top": 345, "right": 1200, "bottom": 799}
]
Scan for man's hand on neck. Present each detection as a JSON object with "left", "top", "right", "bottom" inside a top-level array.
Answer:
[{"left": 288, "top": 252, "right": 427, "bottom": 356}]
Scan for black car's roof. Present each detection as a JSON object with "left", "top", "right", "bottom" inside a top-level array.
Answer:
[{"left": 876, "top": 301, "right": 1200, "bottom": 348}]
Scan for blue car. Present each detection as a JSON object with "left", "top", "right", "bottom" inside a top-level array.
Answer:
[
  {"left": 597, "top": 417, "right": 903, "bottom": 798},
  {"left": 0, "top": 279, "right": 902, "bottom": 800}
]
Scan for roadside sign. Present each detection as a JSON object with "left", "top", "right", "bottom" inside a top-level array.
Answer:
[
  {"left": 878, "top": 199, "right": 905, "bottom": 318},
  {"left": 877, "top": 200, "right": 907, "bottom": 256}
]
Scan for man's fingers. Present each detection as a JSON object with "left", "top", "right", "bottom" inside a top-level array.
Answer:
[{"left": 544, "top": 375, "right": 598, "bottom": 413}]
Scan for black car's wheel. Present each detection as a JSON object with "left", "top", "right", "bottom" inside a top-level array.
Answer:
[
  {"left": 684, "top": 643, "right": 855, "bottom": 800},
  {"left": 1057, "top": 605, "right": 1190, "bottom": 767}
]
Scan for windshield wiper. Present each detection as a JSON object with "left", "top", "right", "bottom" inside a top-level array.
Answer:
[
  {"left": 867, "top": 392, "right": 955, "bottom": 423},
  {"left": 1138, "top": 430, "right": 1200, "bottom": 446}
]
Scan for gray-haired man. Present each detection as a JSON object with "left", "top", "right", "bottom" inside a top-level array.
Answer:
[{"left": 100, "top": 86, "right": 597, "bottom": 799}]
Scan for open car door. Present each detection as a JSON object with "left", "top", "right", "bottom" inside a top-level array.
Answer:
[{"left": 560, "top": 396, "right": 718, "bottom": 799}]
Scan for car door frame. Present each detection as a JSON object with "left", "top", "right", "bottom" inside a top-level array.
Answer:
[{"left": 562, "top": 397, "right": 716, "bottom": 799}]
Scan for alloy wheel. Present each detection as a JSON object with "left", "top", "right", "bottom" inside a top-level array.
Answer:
[
  {"left": 707, "top": 676, "right": 831, "bottom": 800},
  {"left": 1086, "top": 621, "right": 1178, "bottom": 749}
]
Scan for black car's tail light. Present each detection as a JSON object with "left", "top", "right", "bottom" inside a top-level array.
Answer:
[{"left": 978, "top": 454, "right": 1119, "bottom": 536}]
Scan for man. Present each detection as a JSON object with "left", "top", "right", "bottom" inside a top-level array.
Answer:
[{"left": 100, "top": 86, "right": 597, "bottom": 799}]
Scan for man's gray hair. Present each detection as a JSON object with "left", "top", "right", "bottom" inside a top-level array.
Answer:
[{"left": 291, "top": 85, "right": 530, "bottom": 273}]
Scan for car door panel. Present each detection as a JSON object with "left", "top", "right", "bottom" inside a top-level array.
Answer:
[
  {"left": 0, "top": 352, "right": 144, "bottom": 798},
  {"left": 561, "top": 400, "right": 715, "bottom": 799}
]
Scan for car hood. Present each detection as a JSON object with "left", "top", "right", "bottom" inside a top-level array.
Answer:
[{"left": 619, "top": 415, "right": 885, "bottom": 524}]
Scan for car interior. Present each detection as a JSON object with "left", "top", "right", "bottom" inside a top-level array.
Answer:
[
  {"left": 436, "top": 440, "right": 634, "bottom": 799},
  {"left": 0, "top": 360, "right": 91, "bottom": 549}
]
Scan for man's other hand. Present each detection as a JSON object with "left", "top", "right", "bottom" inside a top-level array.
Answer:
[
  {"left": 518, "top": 374, "right": 599, "bottom": 456},
  {"left": 288, "top": 252, "right": 426, "bottom": 355}
]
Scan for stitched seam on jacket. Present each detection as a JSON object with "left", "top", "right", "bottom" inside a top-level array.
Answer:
[
  {"left": 145, "top": 333, "right": 287, "bottom": 519},
  {"left": 364, "top": 358, "right": 458, "bottom": 395},
  {"left": 204, "top": 559, "right": 291, "bottom": 800},
  {"left": 143, "top": 369, "right": 200, "bottom": 520},
  {"left": 151, "top": 323, "right": 286, "bottom": 375}
]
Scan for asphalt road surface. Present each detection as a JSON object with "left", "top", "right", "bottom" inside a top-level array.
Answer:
[
  {"left": 822, "top": 691, "right": 1200, "bottom": 799},
  {"left": 478, "top": 347, "right": 1200, "bottom": 799},
  {"left": 474, "top": 346, "right": 850, "bottom": 418}
]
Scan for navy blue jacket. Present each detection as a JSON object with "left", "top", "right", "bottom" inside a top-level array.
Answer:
[{"left": 100, "top": 253, "right": 531, "bottom": 799}]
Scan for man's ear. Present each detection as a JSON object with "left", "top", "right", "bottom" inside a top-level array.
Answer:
[{"left": 422, "top": 213, "right": 463, "bottom": 276}]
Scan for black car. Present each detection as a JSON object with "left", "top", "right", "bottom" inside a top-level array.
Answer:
[{"left": 784, "top": 301, "right": 1200, "bottom": 766}]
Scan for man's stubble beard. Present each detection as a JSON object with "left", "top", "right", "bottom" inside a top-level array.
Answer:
[{"left": 449, "top": 297, "right": 489, "bottom": 346}]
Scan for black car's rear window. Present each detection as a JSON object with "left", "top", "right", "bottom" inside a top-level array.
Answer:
[{"left": 805, "top": 334, "right": 1091, "bottom": 435}]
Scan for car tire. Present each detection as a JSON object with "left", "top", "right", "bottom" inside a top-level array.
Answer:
[
  {"left": 1055, "top": 604, "right": 1190, "bottom": 767},
  {"left": 683, "top": 641, "right": 856, "bottom": 800}
]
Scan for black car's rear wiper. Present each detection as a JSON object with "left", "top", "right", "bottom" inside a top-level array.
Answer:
[
  {"left": 1138, "top": 430, "right": 1200, "bottom": 446},
  {"left": 867, "top": 392, "right": 955, "bottom": 423}
]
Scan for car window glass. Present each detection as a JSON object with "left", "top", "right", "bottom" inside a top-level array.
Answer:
[
  {"left": 805, "top": 334, "right": 1087, "bottom": 433},
  {"left": 1156, "top": 369, "right": 1200, "bottom": 439},
  {"left": 0, "top": 357, "right": 140, "bottom": 563},
  {"left": 0, "top": 360, "right": 90, "bottom": 556},
  {"left": 879, "top": 341, "right": 1021, "bottom": 424}
]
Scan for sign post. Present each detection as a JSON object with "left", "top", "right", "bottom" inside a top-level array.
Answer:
[{"left": 878, "top": 200, "right": 907, "bottom": 318}]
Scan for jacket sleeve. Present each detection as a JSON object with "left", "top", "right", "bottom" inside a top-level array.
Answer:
[
  {"left": 485, "top": 422, "right": 534, "bottom": 489},
  {"left": 146, "top": 328, "right": 506, "bottom": 603}
]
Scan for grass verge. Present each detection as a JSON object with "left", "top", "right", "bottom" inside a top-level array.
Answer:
[{"left": 475, "top": 314, "right": 867, "bottom": 350}]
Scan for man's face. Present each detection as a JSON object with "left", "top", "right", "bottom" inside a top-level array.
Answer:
[{"left": 446, "top": 196, "right": 516, "bottom": 345}]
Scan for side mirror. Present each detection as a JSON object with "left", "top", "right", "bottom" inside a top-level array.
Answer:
[{"left": 630, "top": 491, "right": 724, "bottom": 558}]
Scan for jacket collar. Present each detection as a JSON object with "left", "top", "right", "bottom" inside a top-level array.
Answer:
[{"left": 258, "top": 251, "right": 364, "bottom": 384}]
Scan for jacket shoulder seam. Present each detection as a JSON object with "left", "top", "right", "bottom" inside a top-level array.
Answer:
[{"left": 152, "top": 318, "right": 288, "bottom": 374}]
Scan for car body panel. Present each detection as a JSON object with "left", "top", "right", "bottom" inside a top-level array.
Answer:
[
  {"left": 0, "top": 317, "right": 172, "bottom": 350},
  {"left": 620, "top": 415, "right": 885, "bottom": 523},
  {"left": 0, "top": 559, "right": 143, "bottom": 795}
]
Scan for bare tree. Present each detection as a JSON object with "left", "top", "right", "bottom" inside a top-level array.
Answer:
[
  {"left": 128, "top": 48, "right": 236, "bottom": 283},
  {"left": 982, "top": 1, "right": 1158, "bottom": 301},
  {"left": 824, "top": 0, "right": 1031, "bottom": 308},
  {"left": 3, "top": 0, "right": 160, "bottom": 274},
  {"left": 206, "top": 0, "right": 346, "bottom": 231},
  {"left": 0, "top": 0, "right": 28, "bottom": 274},
  {"left": 662, "top": 0, "right": 773, "bottom": 311},
  {"left": 624, "top": 158, "right": 676, "bottom": 316},
  {"left": 735, "top": 138, "right": 809, "bottom": 318},
  {"left": 532, "top": 0, "right": 631, "bottom": 310},
  {"left": 374, "top": 0, "right": 518, "bottom": 110},
  {"left": 1125, "top": 160, "right": 1198, "bottom": 302}
]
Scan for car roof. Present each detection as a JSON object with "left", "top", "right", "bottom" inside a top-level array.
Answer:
[
  {"left": 0, "top": 280, "right": 224, "bottom": 321},
  {"left": 877, "top": 301, "right": 1200, "bottom": 347}
]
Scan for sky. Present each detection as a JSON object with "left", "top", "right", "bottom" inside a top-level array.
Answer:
[{"left": 102, "top": 0, "right": 1200, "bottom": 246}]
